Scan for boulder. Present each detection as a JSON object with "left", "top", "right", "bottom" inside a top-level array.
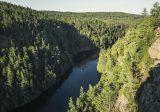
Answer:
[
  {"left": 114, "top": 94, "right": 129, "bottom": 112},
  {"left": 149, "top": 39, "right": 160, "bottom": 60}
]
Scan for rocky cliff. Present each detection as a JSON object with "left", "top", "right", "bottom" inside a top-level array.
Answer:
[
  {"left": 149, "top": 31, "right": 160, "bottom": 64},
  {"left": 137, "top": 27, "right": 160, "bottom": 112}
]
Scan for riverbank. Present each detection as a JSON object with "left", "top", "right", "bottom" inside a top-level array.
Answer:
[{"left": 10, "top": 49, "right": 99, "bottom": 112}]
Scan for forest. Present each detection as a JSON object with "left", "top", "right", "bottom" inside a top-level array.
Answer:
[
  {"left": 68, "top": 2, "right": 160, "bottom": 112},
  {"left": 0, "top": 1, "right": 160, "bottom": 112}
]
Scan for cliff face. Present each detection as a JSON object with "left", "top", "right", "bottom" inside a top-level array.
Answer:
[
  {"left": 137, "top": 27, "right": 160, "bottom": 112},
  {"left": 137, "top": 64, "right": 160, "bottom": 112},
  {"left": 149, "top": 39, "right": 160, "bottom": 60},
  {"left": 149, "top": 27, "right": 160, "bottom": 65},
  {"left": 149, "top": 36, "right": 160, "bottom": 65}
]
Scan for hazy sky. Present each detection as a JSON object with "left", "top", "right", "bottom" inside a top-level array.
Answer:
[{"left": 1, "top": 0, "right": 160, "bottom": 14}]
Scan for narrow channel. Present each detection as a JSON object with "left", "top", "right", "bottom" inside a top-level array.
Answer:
[{"left": 10, "top": 52, "right": 99, "bottom": 112}]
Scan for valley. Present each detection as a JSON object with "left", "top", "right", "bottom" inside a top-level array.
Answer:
[{"left": 0, "top": 1, "right": 160, "bottom": 112}]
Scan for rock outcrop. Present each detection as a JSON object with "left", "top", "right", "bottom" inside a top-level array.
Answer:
[
  {"left": 137, "top": 28, "right": 160, "bottom": 112},
  {"left": 149, "top": 27, "right": 160, "bottom": 64},
  {"left": 149, "top": 39, "right": 160, "bottom": 65},
  {"left": 114, "top": 94, "right": 129, "bottom": 112},
  {"left": 149, "top": 39, "right": 160, "bottom": 60},
  {"left": 137, "top": 64, "right": 160, "bottom": 112}
]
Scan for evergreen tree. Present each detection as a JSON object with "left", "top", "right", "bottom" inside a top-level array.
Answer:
[{"left": 142, "top": 8, "right": 148, "bottom": 16}]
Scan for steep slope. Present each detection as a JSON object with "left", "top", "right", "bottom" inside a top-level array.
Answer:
[
  {"left": 69, "top": 3, "right": 160, "bottom": 111},
  {"left": 0, "top": 2, "right": 95, "bottom": 112},
  {"left": 137, "top": 29, "right": 160, "bottom": 112},
  {"left": 69, "top": 16, "right": 158, "bottom": 111},
  {"left": 0, "top": 2, "right": 132, "bottom": 112},
  {"left": 149, "top": 28, "right": 160, "bottom": 64}
]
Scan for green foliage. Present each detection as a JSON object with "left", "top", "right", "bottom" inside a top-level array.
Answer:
[
  {"left": 68, "top": 8, "right": 158, "bottom": 112},
  {"left": 0, "top": 1, "right": 142, "bottom": 112},
  {"left": 150, "top": 2, "right": 160, "bottom": 27},
  {"left": 69, "top": 97, "right": 77, "bottom": 112},
  {"left": 151, "top": 2, "right": 160, "bottom": 17},
  {"left": 142, "top": 8, "right": 148, "bottom": 16}
]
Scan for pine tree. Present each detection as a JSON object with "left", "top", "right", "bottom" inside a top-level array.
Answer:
[
  {"left": 151, "top": 2, "right": 160, "bottom": 17},
  {"left": 142, "top": 8, "right": 148, "bottom": 16}
]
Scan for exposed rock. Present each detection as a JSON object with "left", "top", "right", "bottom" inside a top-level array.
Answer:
[
  {"left": 114, "top": 94, "right": 129, "bottom": 112},
  {"left": 137, "top": 64, "right": 160, "bottom": 112},
  {"left": 149, "top": 27, "right": 160, "bottom": 65},
  {"left": 155, "top": 27, "right": 160, "bottom": 35},
  {"left": 149, "top": 39, "right": 160, "bottom": 60},
  {"left": 137, "top": 28, "right": 160, "bottom": 112}
]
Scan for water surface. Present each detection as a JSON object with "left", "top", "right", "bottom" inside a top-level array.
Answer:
[{"left": 11, "top": 54, "right": 99, "bottom": 112}]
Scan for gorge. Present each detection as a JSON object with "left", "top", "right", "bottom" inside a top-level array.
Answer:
[{"left": 0, "top": 1, "right": 160, "bottom": 112}]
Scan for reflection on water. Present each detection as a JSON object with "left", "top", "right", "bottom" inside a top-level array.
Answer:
[
  {"left": 10, "top": 51, "right": 99, "bottom": 112},
  {"left": 74, "top": 50, "right": 98, "bottom": 67}
]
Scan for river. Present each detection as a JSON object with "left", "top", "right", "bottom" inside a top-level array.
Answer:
[{"left": 10, "top": 53, "right": 99, "bottom": 112}]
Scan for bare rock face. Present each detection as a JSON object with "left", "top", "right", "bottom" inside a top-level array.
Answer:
[
  {"left": 114, "top": 94, "right": 129, "bottom": 112},
  {"left": 155, "top": 27, "right": 160, "bottom": 35},
  {"left": 137, "top": 64, "right": 160, "bottom": 112},
  {"left": 149, "top": 39, "right": 160, "bottom": 60},
  {"left": 137, "top": 28, "right": 160, "bottom": 112},
  {"left": 149, "top": 27, "right": 160, "bottom": 64}
]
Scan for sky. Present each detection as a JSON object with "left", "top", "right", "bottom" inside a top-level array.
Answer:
[{"left": 1, "top": 0, "right": 160, "bottom": 14}]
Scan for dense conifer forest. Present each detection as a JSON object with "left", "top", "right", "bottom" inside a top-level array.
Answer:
[
  {"left": 68, "top": 2, "right": 160, "bottom": 112},
  {"left": 0, "top": 1, "right": 160, "bottom": 112}
]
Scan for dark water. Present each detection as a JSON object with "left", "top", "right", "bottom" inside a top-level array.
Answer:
[{"left": 11, "top": 55, "right": 99, "bottom": 112}]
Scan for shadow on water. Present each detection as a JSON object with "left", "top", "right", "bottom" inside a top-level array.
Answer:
[
  {"left": 3, "top": 19, "right": 98, "bottom": 112},
  {"left": 10, "top": 50, "right": 100, "bottom": 112},
  {"left": 9, "top": 68, "right": 73, "bottom": 112},
  {"left": 136, "top": 63, "right": 160, "bottom": 112},
  {"left": 74, "top": 49, "right": 99, "bottom": 67}
]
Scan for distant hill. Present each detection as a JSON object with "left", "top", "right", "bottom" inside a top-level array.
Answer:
[
  {"left": 43, "top": 11, "right": 141, "bottom": 21},
  {"left": 0, "top": 1, "right": 146, "bottom": 112}
]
